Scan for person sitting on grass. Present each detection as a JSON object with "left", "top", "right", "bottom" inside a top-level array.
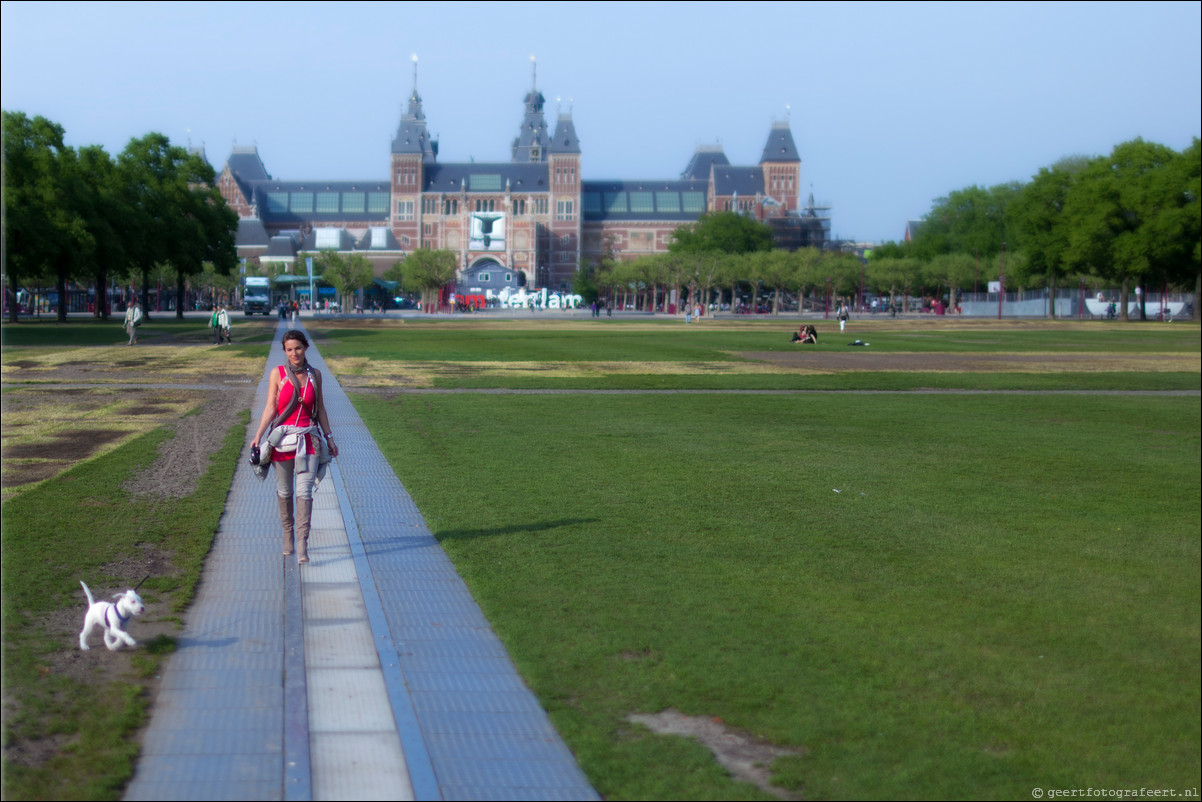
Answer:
[{"left": 792, "top": 324, "right": 818, "bottom": 344}]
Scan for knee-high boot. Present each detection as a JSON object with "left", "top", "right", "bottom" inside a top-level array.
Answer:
[
  {"left": 278, "top": 495, "right": 295, "bottom": 555},
  {"left": 296, "top": 497, "right": 313, "bottom": 564}
]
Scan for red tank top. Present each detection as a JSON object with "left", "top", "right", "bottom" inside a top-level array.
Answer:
[{"left": 272, "top": 365, "right": 317, "bottom": 461}]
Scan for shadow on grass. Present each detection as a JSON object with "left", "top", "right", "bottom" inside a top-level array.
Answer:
[{"left": 434, "top": 517, "right": 599, "bottom": 542}]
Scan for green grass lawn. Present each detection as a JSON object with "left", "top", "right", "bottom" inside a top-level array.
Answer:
[
  {"left": 2, "top": 318, "right": 1198, "bottom": 800},
  {"left": 0, "top": 412, "right": 247, "bottom": 801},
  {"left": 352, "top": 390, "right": 1200, "bottom": 799},
  {"left": 334, "top": 320, "right": 1200, "bottom": 800},
  {"left": 313, "top": 318, "right": 1201, "bottom": 361}
]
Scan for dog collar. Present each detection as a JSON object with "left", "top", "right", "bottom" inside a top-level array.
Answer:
[{"left": 105, "top": 606, "right": 129, "bottom": 628}]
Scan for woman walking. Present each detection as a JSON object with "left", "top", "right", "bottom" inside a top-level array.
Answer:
[
  {"left": 123, "top": 298, "right": 142, "bottom": 345},
  {"left": 250, "top": 330, "right": 339, "bottom": 563}
]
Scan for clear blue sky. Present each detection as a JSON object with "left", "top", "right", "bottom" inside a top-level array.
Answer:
[{"left": 3, "top": 0, "right": 1199, "bottom": 244}]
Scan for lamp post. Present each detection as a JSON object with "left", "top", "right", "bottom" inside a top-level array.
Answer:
[{"left": 825, "top": 277, "right": 831, "bottom": 319}]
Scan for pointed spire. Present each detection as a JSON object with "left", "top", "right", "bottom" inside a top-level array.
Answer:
[
  {"left": 513, "top": 57, "right": 549, "bottom": 162},
  {"left": 550, "top": 110, "right": 581, "bottom": 155},
  {"left": 392, "top": 53, "right": 435, "bottom": 162},
  {"left": 760, "top": 120, "right": 800, "bottom": 164}
]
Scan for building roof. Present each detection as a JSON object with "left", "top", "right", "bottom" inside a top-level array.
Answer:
[
  {"left": 511, "top": 86, "right": 551, "bottom": 162},
  {"left": 391, "top": 89, "right": 437, "bottom": 162},
  {"left": 250, "top": 181, "right": 392, "bottom": 224},
  {"left": 235, "top": 217, "right": 270, "bottom": 248},
  {"left": 759, "top": 121, "right": 800, "bottom": 163},
  {"left": 712, "top": 165, "right": 765, "bottom": 197},
  {"left": 226, "top": 146, "right": 271, "bottom": 203},
  {"left": 549, "top": 113, "right": 581, "bottom": 155},
  {"left": 422, "top": 163, "right": 550, "bottom": 194},
  {"left": 581, "top": 179, "right": 709, "bottom": 222},
  {"left": 263, "top": 233, "right": 301, "bottom": 260},
  {"left": 681, "top": 145, "right": 730, "bottom": 180}
]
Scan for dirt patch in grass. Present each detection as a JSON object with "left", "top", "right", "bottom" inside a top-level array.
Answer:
[
  {"left": 629, "top": 709, "right": 804, "bottom": 800},
  {"left": 742, "top": 349, "right": 1200, "bottom": 373}
]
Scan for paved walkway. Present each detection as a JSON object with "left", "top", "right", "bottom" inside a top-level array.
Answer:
[{"left": 124, "top": 321, "right": 599, "bottom": 801}]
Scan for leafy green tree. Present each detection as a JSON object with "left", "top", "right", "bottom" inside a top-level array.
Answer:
[
  {"left": 1062, "top": 139, "right": 1192, "bottom": 319},
  {"left": 911, "top": 183, "right": 1020, "bottom": 261},
  {"left": 117, "top": 133, "right": 237, "bottom": 318},
  {"left": 76, "top": 145, "right": 129, "bottom": 320},
  {"left": 748, "top": 250, "right": 795, "bottom": 315},
  {"left": 924, "top": 253, "right": 976, "bottom": 310},
  {"left": 1009, "top": 157, "right": 1091, "bottom": 315},
  {"left": 669, "top": 211, "right": 774, "bottom": 255},
  {"left": 398, "top": 249, "right": 458, "bottom": 311},
  {"left": 1, "top": 112, "right": 94, "bottom": 322},
  {"left": 823, "top": 251, "right": 866, "bottom": 305},
  {"left": 866, "top": 256, "right": 922, "bottom": 312},
  {"left": 316, "top": 251, "right": 374, "bottom": 310}
]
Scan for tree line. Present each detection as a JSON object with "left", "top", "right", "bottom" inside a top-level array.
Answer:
[
  {"left": 873, "top": 137, "right": 1200, "bottom": 319},
  {"left": 3, "top": 111, "right": 238, "bottom": 323}
]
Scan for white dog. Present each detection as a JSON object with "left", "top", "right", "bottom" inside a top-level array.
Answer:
[{"left": 78, "top": 580, "right": 145, "bottom": 651}]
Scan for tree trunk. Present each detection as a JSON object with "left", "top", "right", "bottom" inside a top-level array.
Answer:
[
  {"left": 94, "top": 269, "right": 109, "bottom": 321},
  {"left": 8, "top": 276, "right": 20, "bottom": 323},
  {"left": 1120, "top": 278, "right": 1130, "bottom": 321}
]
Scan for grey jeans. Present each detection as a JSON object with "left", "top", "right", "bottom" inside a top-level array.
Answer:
[{"left": 274, "top": 458, "right": 316, "bottom": 500}]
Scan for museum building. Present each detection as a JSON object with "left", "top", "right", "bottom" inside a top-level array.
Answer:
[{"left": 217, "top": 72, "right": 807, "bottom": 297}]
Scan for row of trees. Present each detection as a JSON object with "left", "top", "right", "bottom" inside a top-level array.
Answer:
[
  {"left": 2, "top": 111, "right": 238, "bottom": 323},
  {"left": 592, "top": 246, "right": 867, "bottom": 314},
  {"left": 575, "top": 211, "right": 866, "bottom": 314},
  {"left": 879, "top": 137, "right": 1200, "bottom": 319},
  {"left": 309, "top": 248, "right": 459, "bottom": 312}
]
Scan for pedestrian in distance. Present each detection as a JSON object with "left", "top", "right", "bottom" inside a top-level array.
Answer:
[{"left": 123, "top": 298, "right": 143, "bottom": 345}]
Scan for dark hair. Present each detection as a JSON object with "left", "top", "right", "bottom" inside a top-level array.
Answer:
[{"left": 281, "top": 329, "right": 309, "bottom": 349}]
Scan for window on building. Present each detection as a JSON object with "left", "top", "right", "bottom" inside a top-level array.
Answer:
[
  {"left": 469, "top": 174, "right": 502, "bottom": 192},
  {"left": 629, "top": 192, "right": 653, "bottom": 213},
  {"left": 368, "top": 193, "right": 389, "bottom": 214},
  {"left": 682, "top": 192, "right": 705, "bottom": 213},
  {"left": 513, "top": 199, "right": 525, "bottom": 215},
  {"left": 603, "top": 192, "right": 626, "bottom": 213},
  {"left": 582, "top": 192, "right": 602, "bottom": 213},
  {"left": 479, "top": 272, "right": 490, "bottom": 283},
  {"left": 655, "top": 192, "right": 680, "bottom": 212},
  {"left": 316, "top": 192, "right": 339, "bottom": 214},
  {"left": 342, "top": 192, "right": 365, "bottom": 214},
  {"left": 556, "top": 199, "right": 574, "bottom": 221},
  {"left": 475, "top": 199, "right": 495, "bottom": 212},
  {"left": 397, "top": 200, "right": 414, "bottom": 221},
  {"left": 534, "top": 198, "right": 548, "bottom": 215},
  {"left": 422, "top": 197, "right": 439, "bottom": 215},
  {"left": 290, "top": 193, "right": 313, "bottom": 213},
  {"left": 443, "top": 198, "right": 458, "bottom": 215},
  {"left": 315, "top": 229, "right": 341, "bottom": 249},
  {"left": 370, "top": 227, "right": 390, "bottom": 250},
  {"left": 267, "top": 193, "right": 289, "bottom": 214},
  {"left": 423, "top": 223, "right": 432, "bottom": 236}
]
